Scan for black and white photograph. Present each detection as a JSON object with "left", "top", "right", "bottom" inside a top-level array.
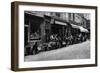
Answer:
[
  {"left": 24, "top": 11, "right": 91, "bottom": 61},
  {"left": 11, "top": 1, "right": 97, "bottom": 71}
]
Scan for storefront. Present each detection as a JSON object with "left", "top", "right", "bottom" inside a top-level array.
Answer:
[
  {"left": 24, "top": 13, "right": 71, "bottom": 55},
  {"left": 71, "top": 23, "right": 89, "bottom": 43},
  {"left": 24, "top": 12, "right": 44, "bottom": 55}
]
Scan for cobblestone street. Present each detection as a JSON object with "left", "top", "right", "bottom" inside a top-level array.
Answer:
[{"left": 25, "top": 40, "right": 90, "bottom": 61}]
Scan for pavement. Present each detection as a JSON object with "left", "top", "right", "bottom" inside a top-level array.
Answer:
[{"left": 24, "top": 40, "right": 90, "bottom": 61}]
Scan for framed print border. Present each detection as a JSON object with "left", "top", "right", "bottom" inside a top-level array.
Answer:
[{"left": 11, "top": 1, "right": 98, "bottom": 71}]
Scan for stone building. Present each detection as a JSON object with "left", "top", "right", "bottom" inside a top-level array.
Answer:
[{"left": 67, "top": 13, "right": 90, "bottom": 29}]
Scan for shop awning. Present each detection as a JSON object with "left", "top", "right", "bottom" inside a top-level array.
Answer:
[
  {"left": 54, "top": 20, "right": 67, "bottom": 25},
  {"left": 71, "top": 24, "right": 80, "bottom": 29},
  {"left": 79, "top": 27, "right": 89, "bottom": 33},
  {"left": 71, "top": 24, "right": 88, "bottom": 33},
  {"left": 25, "top": 11, "right": 44, "bottom": 18}
]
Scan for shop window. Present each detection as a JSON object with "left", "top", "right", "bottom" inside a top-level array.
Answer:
[{"left": 30, "top": 21, "right": 41, "bottom": 40}]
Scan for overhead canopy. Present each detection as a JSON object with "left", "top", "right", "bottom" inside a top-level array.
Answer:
[
  {"left": 25, "top": 11, "right": 44, "bottom": 18},
  {"left": 79, "top": 27, "right": 89, "bottom": 33},
  {"left": 55, "top": 20, "right": 67, "bottom": 25},
  {"left": 71, "top": 24, "right": 88, "bottom": 33}
]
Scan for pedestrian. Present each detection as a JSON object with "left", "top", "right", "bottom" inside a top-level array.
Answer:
[{"left": 32, "top": 42, "right": 38, "bottom": 54}]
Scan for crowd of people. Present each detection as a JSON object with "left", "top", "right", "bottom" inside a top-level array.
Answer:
[{"left": 25, "top": 32, "right": 89, "bottom": 56}]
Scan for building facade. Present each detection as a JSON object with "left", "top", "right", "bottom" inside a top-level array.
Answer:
[{"left": 24, "top": 11, "right": 90, "bottom": 55}]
